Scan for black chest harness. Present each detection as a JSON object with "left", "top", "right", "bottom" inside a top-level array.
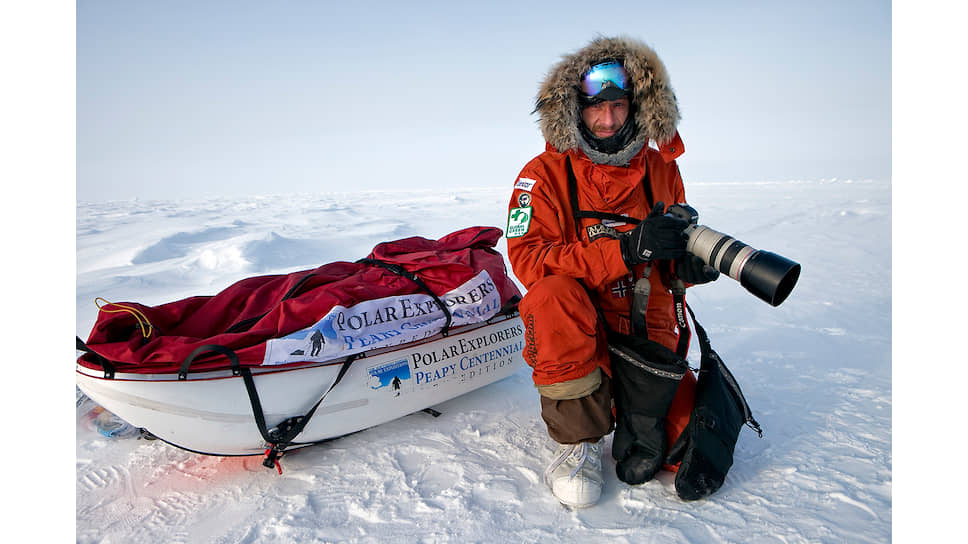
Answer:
[
  {"left": 563, "top": 155, "right": 691, "bottom": 358},
  {"left": 565, "top": 155, "right": 653, "bottom": 236}
]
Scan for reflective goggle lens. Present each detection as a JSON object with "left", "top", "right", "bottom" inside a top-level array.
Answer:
[{"left": 581, "top": 61, "right": 629, "bottom": 97}]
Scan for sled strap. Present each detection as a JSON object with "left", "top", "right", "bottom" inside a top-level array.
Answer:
[
  {"left": 178, "top": 344, "right": 281, "bottom": 444},
  {"left": 268, "top": 353, "right": 358, "bottom": 446},
  {"left": 76, "top": 336, "right": 117, "bottom": 379},
  {"left": 178, "top": 344, "right": 244, "bottom": 380},
  {"left": 357, "top": 258, "right": 454, "bottom": 336},
  {"left": 178, "top": 345, "right": 272, "bottom": 444},
  {"left": 178, "top": 344, "right": 287, "bottom": 443},
  {"left": 260, "top": 353, "right": 360, "bottom": 472},
  {"left": 178, "top": 343, "right": 361, "bottom": 471},
  {"left": 495, "top": 295, "right": 521, "bottom": 319}
]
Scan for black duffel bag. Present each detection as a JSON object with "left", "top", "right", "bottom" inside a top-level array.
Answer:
[{"left": 665, "top": 307, "right": 763, "bottom": 501}]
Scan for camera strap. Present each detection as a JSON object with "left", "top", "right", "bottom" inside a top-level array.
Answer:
[
  {"left": 671, "top": 280, "right": 692, "bottom": 358},
  {"left": 628, "top": 273, "right": 692, "bottom": 358},
  {"left": 630, "top": 269, "right": 652, "bottom": 338}
]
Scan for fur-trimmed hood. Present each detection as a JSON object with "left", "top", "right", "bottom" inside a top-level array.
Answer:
[{"left": 534, "top": 36, "right": 680, "bottom": 163}]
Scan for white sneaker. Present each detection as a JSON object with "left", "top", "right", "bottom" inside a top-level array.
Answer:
[{"left": 543, "top": 439, "right": 604, "bottom": 508}]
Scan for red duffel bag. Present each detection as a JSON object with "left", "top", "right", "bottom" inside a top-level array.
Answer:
[{"left": 78, "top": 226, "right": 522, "bottom": 376}]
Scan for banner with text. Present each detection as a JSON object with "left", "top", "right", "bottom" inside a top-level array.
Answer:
[{"left": 262, "top": 270, "right": 502, "bottom": 366}]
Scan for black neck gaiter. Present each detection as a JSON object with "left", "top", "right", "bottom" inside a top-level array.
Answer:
[{"left": 578, "top": 112, "right": 638, "bottom": 155}]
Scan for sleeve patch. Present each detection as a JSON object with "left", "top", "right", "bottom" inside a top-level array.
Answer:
[
  {"left": 506, "top": 206, "right": 533, "bottom": 238},
  {"left": 514, "top": 177, "right": 537, "bottom": 191}
]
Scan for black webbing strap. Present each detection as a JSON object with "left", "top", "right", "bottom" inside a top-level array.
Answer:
[
  {"left": 629, "top": 275, "right": 652, "bottom": 339},
  {"left": 576, "top": 210, "right": 642, "bottom": 225},
  {"left": 357, "top": 258, "right": 454, "bottom": 337},
  {"left": 76, "top": 336, "right": 117, "bottom": 379},
  {"left": 565, "top": 154, "right": 657, "bottom": 338},
  {"left": 178, "top": 345, "right": 274, "bottom": 446},
  {"left": 565, "top": 155, "right": 584, "bottom": 240},
  {"left": 177, "top": 343, "right": 360, "bottom": 472},
  {"left": 564, "top": 155, "right": 652, "bottom": 241},
  {"left": 684, "top": 303, "right": 763, "bottom": 437},
  {"left": 179, "top": 344, "right": 241, "bottom": 380},
  {"left": 224, "top": 272, "right": 319, "bottom": 334},
  {"left": 642, "top": 168, "right": 655, "bottom": 211},
  {"left": 670, "top": 280, "right": 692, "bottom": 358},
  {"left": 498, "top": 295, "right": 521, "bottom": 316},
  {"left": 261, "top": 352, "right": 359, "bottom": 471}
]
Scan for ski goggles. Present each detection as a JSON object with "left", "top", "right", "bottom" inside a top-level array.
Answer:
[{"left": 580, "top": 60, "right": 630, "bottom": 98}]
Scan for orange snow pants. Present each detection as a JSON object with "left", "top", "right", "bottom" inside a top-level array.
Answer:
[{"left": 520, "top": 275, "right": 696, "bottom": 467}]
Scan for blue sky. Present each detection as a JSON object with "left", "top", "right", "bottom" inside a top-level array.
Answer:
[{"left": 74, "top": 1, "right": 891, "bottom": 202}]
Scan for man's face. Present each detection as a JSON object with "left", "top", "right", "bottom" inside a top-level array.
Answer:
[{"left": 581, "top": 96, "right": 630, "bottom": 139}]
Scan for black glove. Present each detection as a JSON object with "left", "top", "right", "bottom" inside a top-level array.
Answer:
[
  {"left": 620, "top": 202, "right": 688, "bottom": 266},
  {"left": 675, "top": 255, "right": 720, "bottom": 284}
]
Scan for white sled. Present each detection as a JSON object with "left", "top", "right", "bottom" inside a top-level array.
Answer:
[{"left": 76, "top": 313, "right": 525, "bottom": 457}]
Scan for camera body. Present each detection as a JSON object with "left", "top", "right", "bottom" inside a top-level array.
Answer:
[{"left": 666, "top": 203, "right": 800, "bottom": 307}]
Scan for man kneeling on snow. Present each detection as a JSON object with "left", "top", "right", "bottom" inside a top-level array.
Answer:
[{"left": 505, "top": 36, "right": 718, "bottom": 508}]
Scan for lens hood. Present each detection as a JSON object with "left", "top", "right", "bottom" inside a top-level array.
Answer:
[{"left": 739, "top": 251, "right": 801, "bottom": 306}]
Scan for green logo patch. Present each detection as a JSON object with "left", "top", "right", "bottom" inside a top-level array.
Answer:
[{"left": 506, "top": 206, "right": 532, "bottom": 238}]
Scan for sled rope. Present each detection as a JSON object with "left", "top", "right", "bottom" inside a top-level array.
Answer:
[{"left": 95, "top": 298, "right": 153, "bottom": 339}]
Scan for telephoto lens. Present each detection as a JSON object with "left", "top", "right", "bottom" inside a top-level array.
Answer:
[{"left": 666, "top": 204, "right": 801, "bottom": 306}]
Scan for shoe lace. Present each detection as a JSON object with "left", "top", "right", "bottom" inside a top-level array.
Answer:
[
  {"left": 543, "top": 441, "right": 601, "bottom": 487},
  {"left": 544, "top": 443, "right": 576, "bottom": 487}
]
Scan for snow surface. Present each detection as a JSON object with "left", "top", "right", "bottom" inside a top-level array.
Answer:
[{"left": 76, "top": 179, "right": 891, "bottom": 543}]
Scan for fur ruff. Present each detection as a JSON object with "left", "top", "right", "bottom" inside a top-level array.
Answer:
[{"left": 534, "top": 36, "right": 680, "bottom": 160}]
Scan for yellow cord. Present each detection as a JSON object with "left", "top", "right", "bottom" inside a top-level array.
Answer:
[{"left": 95, "top": 297, "right": 153, "bottom": 339}]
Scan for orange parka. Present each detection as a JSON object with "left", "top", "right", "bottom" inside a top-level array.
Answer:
[
  {"left": 505, "top": 35, "right": 698, "bottom": 460},
  {"left": 507, "top": 142, "right": 686, "bottom": 352}
]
